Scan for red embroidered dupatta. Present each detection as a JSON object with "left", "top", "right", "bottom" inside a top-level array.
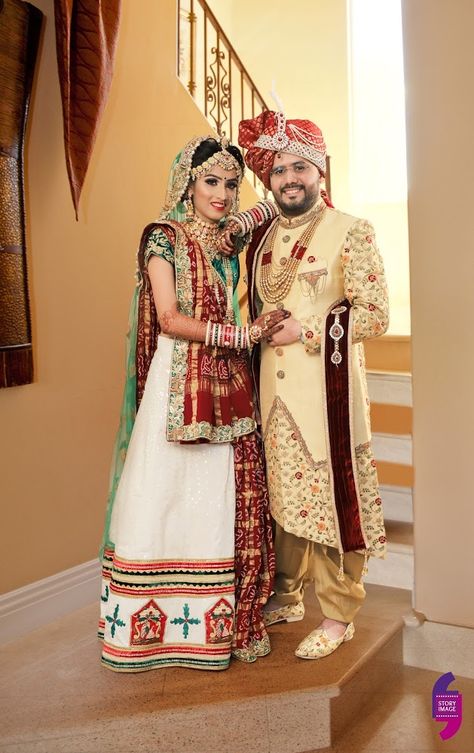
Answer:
[{"left": 135, "top": 220, "right": 274, "bottom": 650}]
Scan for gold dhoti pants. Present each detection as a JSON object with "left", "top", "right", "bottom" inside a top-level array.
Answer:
[{"left": 273, "top": 522, "right": 366, "bottom": 623}]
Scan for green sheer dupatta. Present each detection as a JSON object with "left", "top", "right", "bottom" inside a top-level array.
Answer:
[
  {"left": 100, "top": 153, "right": 186, "bottom": 556},
  {"left": 100, "top": 289, "right": 138, "bottom": 556}
]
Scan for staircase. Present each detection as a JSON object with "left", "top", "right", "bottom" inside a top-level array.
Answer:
[
  {"left": 0, "top": 4, "right": 417, "bottom": 751},
  {"left": 178, "top": 0, "right": 415, "bottom": 595},
  {"left": 0, "top": 586, "right": 410, "bottom": 753},
  {"left": 365, "top": 335, "right": 414, "bottom": 591}
]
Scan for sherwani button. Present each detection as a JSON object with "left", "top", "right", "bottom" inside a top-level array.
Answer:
[
  {"left": 277, "top": 370, "right": 285, "bottom": 379},
  {"left": 275, "top": 348, "right": 284, "bottom": 356}
]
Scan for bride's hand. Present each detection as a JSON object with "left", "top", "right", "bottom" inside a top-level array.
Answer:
[
  {"left": 249, "top": 309, "right": 291, "bottom": 343},
  {"left": 219, "top": 220, "right": 241, "bottom": 256}
]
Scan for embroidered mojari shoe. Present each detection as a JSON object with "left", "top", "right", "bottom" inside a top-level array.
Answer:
[
  {"left": 232, "top": 648, "right": 257, "bottom": 663},
  {"left": 263, "top": 601, "right": 305, "bottom": 627},
  {"left": 251, "top": 634, "right": 271, "bottom": 657},
  {"left": 295, "top": 622, "right": 355, "bottom": 659}
]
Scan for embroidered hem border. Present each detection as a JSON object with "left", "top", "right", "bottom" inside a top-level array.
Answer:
[
  {"left": 168, "top": 415, "right": 257, "bottom": 443},
  {"left": 99, "top": 548, "right": 235, "bottom": 672}
]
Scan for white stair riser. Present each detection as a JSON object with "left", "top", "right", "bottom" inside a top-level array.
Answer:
[
  {"left": 372, "top": 432, "right": 412, "bottom": 465},
  {"left": 380, "top": 485, "right": 413, "bottom": 523},
  {"left": 365, "top": 549, "right": 414, "bottom": 590},
  {"left": 367, "top": 371, "right": 412, "bottom": 407}
]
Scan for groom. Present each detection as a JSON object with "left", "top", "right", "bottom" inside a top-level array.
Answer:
[{"left": 236, "top": 110, "right": 389, "bottom": 659}]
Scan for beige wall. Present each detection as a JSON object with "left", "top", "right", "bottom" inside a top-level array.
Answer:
[
  {"left": 208, "top": 0, "right": 351, "bottom": 208},
  {"left": 0, "top": 0, "right": 256, "bottom": 594},
  {"left": 207, "top": 0, "right": 410, "bottom": 334},
  {"left": 402, "top": 0, "right": 474, "bottom": 627},
  {"left": 7, "top": 0, "right": 471, "bottom": 636}
]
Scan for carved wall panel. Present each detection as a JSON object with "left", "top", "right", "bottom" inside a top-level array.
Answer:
[{"left": 0, "top": 0, "right": 43, "bottom": 388}]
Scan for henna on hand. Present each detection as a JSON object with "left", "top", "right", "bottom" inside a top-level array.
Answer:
[
  {"left": 250, "top": 309, "right": 290, "bottom": 343},
  {"left": 267, "top": 316, "right": 302, "bottom": 346}
]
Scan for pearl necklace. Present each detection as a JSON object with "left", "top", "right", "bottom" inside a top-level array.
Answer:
[{"left": 260, "top": 205, "right": 326, "bottom": 304}]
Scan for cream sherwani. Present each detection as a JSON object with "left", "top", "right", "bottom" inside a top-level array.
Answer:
[{"left": 252, "top": 200, "right": 389, "bottom": 561}]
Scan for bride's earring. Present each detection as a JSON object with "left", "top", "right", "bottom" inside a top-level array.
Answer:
[
  {"left": 231, "top": 185, "right": 240, "bottom": 214},
  {"left": 184, "top": 194, "right": 194, "bottom": 222}
]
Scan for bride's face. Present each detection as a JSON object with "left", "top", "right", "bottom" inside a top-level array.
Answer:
[{"left": 189, "top": 165, "right": 239, "bottom": 223}]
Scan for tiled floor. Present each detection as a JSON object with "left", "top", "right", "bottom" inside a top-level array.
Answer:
[
  {"left": 0, "top": 584, "right": 471, "bottom": 752},
  {"left": 319, "top": 665, "right": 474, "bottom": 753}
]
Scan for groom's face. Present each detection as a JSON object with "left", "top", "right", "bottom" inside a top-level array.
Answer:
[{"left": 269, "top": 153, "right": 321, "bottom": 217}]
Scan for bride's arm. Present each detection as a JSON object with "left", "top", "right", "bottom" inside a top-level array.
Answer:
[
  {"left": 148, "top": 256, "right": 207, "bottom": 341},
  {"left": 220, "top": 200, "right": 279, "bottom": 254},
  {"left": 147, "top": 254, "right": 289, "bottom": 345}
]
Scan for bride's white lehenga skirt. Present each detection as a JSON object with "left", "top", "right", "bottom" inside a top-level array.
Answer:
[{"left": 99, "top": 336, "right": 236, "bottom": 671}]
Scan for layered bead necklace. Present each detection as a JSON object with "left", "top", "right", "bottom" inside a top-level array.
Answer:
[
  {"left": 188, "top": 216, "right": 234, "bottom": 323},
  {"left": 259, "top": 203, "right": 326, "bottom": 304}
]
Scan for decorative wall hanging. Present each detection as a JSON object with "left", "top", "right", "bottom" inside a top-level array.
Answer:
[
  {"left": 0, "top": 0, "right": 43, "bottom": 388},
  {"left": 53, "top": 0, "right": 121, "bottom": 218}
]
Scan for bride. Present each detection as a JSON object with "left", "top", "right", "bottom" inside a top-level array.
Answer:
[{"left": 99, "top": 135, "right": 287, "bottom": 671}]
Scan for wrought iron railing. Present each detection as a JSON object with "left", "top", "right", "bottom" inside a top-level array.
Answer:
[
  {"left": 178, "top": 0, "right": 268, "bottom": 192},
  {"left": 178, "top": 0, "right": 268, "bottom": 140},
  {"left": 177, "top": 0, "right": 331, "bottom": 201}
]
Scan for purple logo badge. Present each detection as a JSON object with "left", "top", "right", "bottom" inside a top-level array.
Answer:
[{"left": 432, "top": 672, "right": 463, "bottom": 740}]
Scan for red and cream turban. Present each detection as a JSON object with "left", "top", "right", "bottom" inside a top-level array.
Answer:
[{"left": 238, "top": 111, "right": 327, "bottom": 190}]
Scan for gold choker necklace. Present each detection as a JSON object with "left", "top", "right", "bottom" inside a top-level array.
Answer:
[
  {"left": 279, "top": 199, "right": 326, "bottom": 229},
  {"left": 187, "top": 216, "right": 221, "bottom": 253}
]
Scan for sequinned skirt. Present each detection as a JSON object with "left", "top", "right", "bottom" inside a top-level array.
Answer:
[{"left": 99, "top": 336, "right": 236, "bottom": 671}]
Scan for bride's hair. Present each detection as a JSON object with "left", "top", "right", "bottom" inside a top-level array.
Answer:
[{"left": 191, "top": 138, "right": 244, "bottom": 172}]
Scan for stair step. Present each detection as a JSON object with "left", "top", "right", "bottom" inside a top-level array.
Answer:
[
  {"left": 367, "top": 369, "right": 412, "bottom": 406},
  {"left": 365, "top": 520, "right": 414, "bottom": 591},
  {"left": 1, "top": 586, "right": 409, "bottom": 753},
  {"left": 371, "top": 403, "right": 412, "bottom": 435},
  {"left": 385, "top": 519, "right": 413, "bottom": 548},
  {"left": 372, "top": 432, "right": 412, "bottom": 465},
  {"left": 380, "top": 483, "right": 413, "bottom": 523},
  {"left": 364, "top": 336, "right": 411, "bottom": 374}
]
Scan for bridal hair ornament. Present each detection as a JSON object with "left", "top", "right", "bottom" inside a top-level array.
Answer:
[{"left": 191, "top": 136, "right": 242, "bottom": 179}]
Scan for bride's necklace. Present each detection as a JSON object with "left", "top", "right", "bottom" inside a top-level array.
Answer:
[
  {"left": 187, "top": 215, "right": 221, "bottom": 250},
  {"left": 260, "top": 204, "right": 326, "bottom": 304},
  {"left": 188, "top": 217, "right": 234, "bottom": 323}
]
